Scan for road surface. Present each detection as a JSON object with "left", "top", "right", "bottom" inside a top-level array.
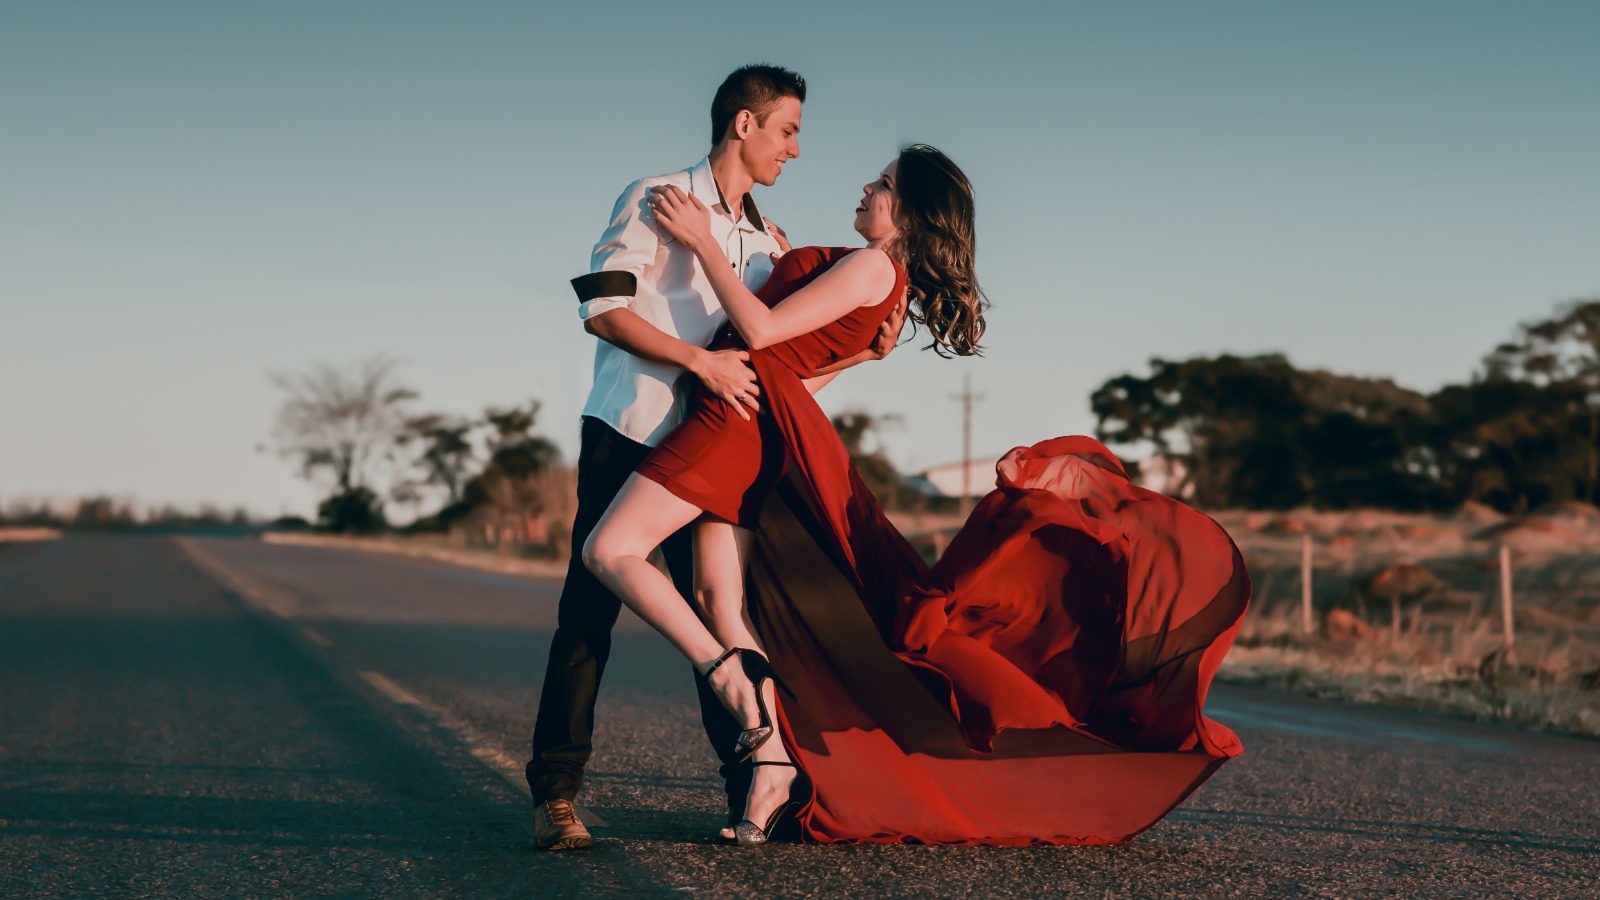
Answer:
[{"left": 1, "top": 535, "right": 1595, "bottom": 897}]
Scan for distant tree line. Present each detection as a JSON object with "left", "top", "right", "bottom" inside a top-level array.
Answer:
[
  {"left": 1091, "top": 298, "right": 1600, "bottom": 512},
  {"left": 269, "top": 356, "right": 567, "bottom": 545},
  {"left": 274, "top": 298, "right": 1596, "bottom": 529},
  {"left": 267, "top": 356, "right": 943, "bottom": 545},
  {"left": 0, "top": 496, "right": 256, "bottom": 530}
]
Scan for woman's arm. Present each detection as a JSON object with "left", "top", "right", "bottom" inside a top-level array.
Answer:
[{"left": 651, "top": 186, "right": 897, "bottom": 350}]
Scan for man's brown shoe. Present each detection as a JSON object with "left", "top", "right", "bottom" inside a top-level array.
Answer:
[{"left": 532, "top": 798, "right": 593, "bottom": 851}]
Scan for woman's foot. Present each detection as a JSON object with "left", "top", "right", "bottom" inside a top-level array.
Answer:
[
  {"left": 718, "top": 760, "right": 799, "bottom": 842},
  {"left": 698, "top": 649, "right": 770, "bottom": 757}
]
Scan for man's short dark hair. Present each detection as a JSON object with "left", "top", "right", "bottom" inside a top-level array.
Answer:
[{"left": 710, "top": 64, "right": 806, "bottom": 146}]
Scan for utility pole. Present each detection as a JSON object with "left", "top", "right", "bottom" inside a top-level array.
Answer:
[{"left": 950, "top": 373, "right": 985, "bottom": 515}]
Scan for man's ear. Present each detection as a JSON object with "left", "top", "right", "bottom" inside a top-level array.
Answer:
[{"left": 735, "top": 109, "right": 753, "bottom": 139}]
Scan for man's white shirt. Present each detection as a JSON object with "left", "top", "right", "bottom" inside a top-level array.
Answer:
[{"left": 577, "top": 157, "right": 783, "bottom": 447}]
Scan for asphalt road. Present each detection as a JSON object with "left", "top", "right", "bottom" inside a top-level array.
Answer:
[{"left": 1, "top": 535, "right": 1596, "bottom": 898}]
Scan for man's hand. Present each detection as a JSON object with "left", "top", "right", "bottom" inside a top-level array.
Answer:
[
  {"left": 690, "top": 348, "right": 761, "bottom": 420},
  {"left": 867, "top": 296, "right": 909, "bottom": 360}
]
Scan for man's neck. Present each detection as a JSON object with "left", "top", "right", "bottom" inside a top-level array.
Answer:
[{"left": 706, "top": 144, "right": 754, "bottom": 219}]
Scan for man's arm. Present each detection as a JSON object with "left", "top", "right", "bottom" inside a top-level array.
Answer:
[
  {"left": 575, "top": 179, "right": 760, "bottom": 418},
  {"left": 586, "top": 310, "right": 762, "bottom": 417}
]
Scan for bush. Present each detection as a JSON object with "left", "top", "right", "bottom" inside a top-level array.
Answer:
[{"left": 317, "top": 487, "right": 387, "bottom": 535}]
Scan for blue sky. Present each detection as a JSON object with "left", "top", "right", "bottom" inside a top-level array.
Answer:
[{"left": 3, "top": 1, "right": 1597, "bottom": 517}]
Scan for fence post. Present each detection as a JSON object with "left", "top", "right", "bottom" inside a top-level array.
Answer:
[
  {"left": 1499, "top": 544, "right": 1515, "bottom": 653},
  {"left": 1301, "top": 533, "right": 1313, "bottom": 637},
  {"left": 1390, "top": 579, "right": 1402, "bottom": 644}
]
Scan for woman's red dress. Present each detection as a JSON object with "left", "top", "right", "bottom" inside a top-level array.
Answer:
[
  {"left": 643, "top": 246, "right": 1250, "bottom": 845},
  {"left": 637, "top": 247, "right": 904, "bottom": 527}
]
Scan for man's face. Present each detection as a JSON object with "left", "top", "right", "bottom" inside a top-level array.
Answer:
[{"left": 739, "top": 96, "right": 802, "bottom": 186}]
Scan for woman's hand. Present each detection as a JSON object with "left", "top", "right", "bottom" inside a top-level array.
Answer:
[
  {"left": 764, "top": 218, "right": 792, "bottom": 254},
  {"left": 649, "top": 185, "right": 712, "bottom": 250}
]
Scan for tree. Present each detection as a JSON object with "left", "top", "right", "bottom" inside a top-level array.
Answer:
[
  {"left": 1091, "top": 354, "right": 1308, "bottom": 508},
  {"left": 451, "top": 401, "right": 565, "bottom": 547},
  {"left": 1484, "top": 297, "right": 1600, "bottom": 503},
  {"left": 1091, "top": 354, "right": 1432, "bottom": 509},
  {"left": 831, "top": 409, "right": 909, "bottom": 510},
  {"left": 1294, "top": 370, "right": 1432, "bottom": 510},
  {"left": 317, "top": 486, "right": 386, "bottom": 534},
  {"left": 71, "top": 496, "right": 137, "bottom": 530},
  {"left": 393, "top": 413, "right": 476, "bottom": 515},
  {"left": 268, "top": 355, "right": 417, "bottom": 533},
  {"left": 1425, "top": 377, "right": 1589, "bottom": 513}
]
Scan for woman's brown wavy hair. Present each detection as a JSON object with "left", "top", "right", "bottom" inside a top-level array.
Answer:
[{"left": 888, "top": 144, "right": 987, "bottom": 358}]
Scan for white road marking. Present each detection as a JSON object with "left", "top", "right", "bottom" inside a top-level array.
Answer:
[
  {"left": 173, "top": 535, "right": 608, "bottom": 827},
  {"left": 469, "top": 743, "right": 526, "bottom": 774},
  {"left": 174, "top": 537, "right": 298, "bottom": 619},
  {"left": 360, "top": 670, "right": 422, "bottom": 706}
]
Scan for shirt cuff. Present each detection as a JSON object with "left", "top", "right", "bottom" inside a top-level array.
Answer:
[{"left": 578, "top": 296, "right": 631, "bottom": 320}]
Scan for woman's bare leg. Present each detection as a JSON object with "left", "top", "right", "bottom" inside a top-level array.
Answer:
[
  {"left": 582, "top": 474, "right": 763, "bottom": 737},
  {"left": 694, "top": 520, "right": 798, "bottom": 838}
]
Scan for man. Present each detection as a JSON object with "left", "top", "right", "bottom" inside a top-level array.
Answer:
[{"left": 530, "top": 64, "right": 903, "bottom": 852}]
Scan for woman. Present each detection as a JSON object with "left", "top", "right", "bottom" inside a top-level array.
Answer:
[{"left": 585, "top": 145, "right": 1250, "bottom": 846}]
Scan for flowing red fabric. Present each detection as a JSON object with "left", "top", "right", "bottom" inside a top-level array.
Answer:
[{"left": 745, "top": 354, "right": 1251, "bottom": 845}]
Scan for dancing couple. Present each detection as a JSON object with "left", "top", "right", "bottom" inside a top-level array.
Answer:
[{"left": 529, "top": 64, "right": 1250, "bottom": 849}]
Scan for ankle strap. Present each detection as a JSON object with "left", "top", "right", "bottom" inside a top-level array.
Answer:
[
  {"left": 751, "top": 760, "right": 796, "bottom": 768},
  {"left": 702, "top": 647, "right": 741, "bottom": 675}
]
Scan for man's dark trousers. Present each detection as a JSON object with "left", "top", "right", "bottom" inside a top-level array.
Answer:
[{"left": 527, "top": 416, "right": 750, "bottom": 816}]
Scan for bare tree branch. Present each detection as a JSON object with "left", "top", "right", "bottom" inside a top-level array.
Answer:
[{"left": 268, "top": 355, "right": 417, "bottom": 496}]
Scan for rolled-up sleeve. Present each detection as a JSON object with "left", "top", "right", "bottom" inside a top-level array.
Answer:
[{"left": 576, "top": 179, "right": 659, "bottom": 321}]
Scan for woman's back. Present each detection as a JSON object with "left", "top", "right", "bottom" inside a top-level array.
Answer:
[{"left": 710, "top": 246, "right": 903, "bottom": 377}]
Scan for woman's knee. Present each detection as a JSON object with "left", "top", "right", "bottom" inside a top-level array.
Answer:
[{"left": 581, "top": 528, "right": 617, "bottom": 578}]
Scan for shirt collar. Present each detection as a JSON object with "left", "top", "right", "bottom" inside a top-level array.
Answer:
[{"left": 686, "top": 156, "right": 768, "bottom": 234}]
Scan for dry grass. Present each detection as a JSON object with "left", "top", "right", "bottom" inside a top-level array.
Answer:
[
  {"left": 1212, "top": 502, "right": 1600, "bottom": 738},
  {"left": 261, "top": 532, "right": 570, "bottom": 578},
  {"left": 0, "top": 527, "right": 62, "bottom": 543}
]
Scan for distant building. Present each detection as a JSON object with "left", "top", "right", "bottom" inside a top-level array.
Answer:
[{"left": 905, "top": 456, "right": 1005, "bottom": 500}]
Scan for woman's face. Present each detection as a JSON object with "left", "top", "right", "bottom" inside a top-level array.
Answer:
[{"left": 853, "top": 160, "right": 900, "bottom": 241}]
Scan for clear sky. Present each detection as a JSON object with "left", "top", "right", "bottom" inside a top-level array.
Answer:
[{"left": 3, "top": 1, "right": 1597, "bottom": 518}]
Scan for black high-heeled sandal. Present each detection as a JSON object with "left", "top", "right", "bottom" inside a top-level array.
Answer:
[
  {"left": 703, "top": 648, "right": 777, "bottom": 762},
  {"left": 719, "top": 761, "right": 800, "bottom": 846}
]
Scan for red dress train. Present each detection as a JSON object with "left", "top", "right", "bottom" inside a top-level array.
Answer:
[{"left": 641, "top": 246, "right": 1251, "bottom": 845}]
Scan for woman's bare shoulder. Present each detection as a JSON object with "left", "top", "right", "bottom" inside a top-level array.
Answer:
[{"left": 826, "top": 247, "right": 897, "bottom": 302}]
